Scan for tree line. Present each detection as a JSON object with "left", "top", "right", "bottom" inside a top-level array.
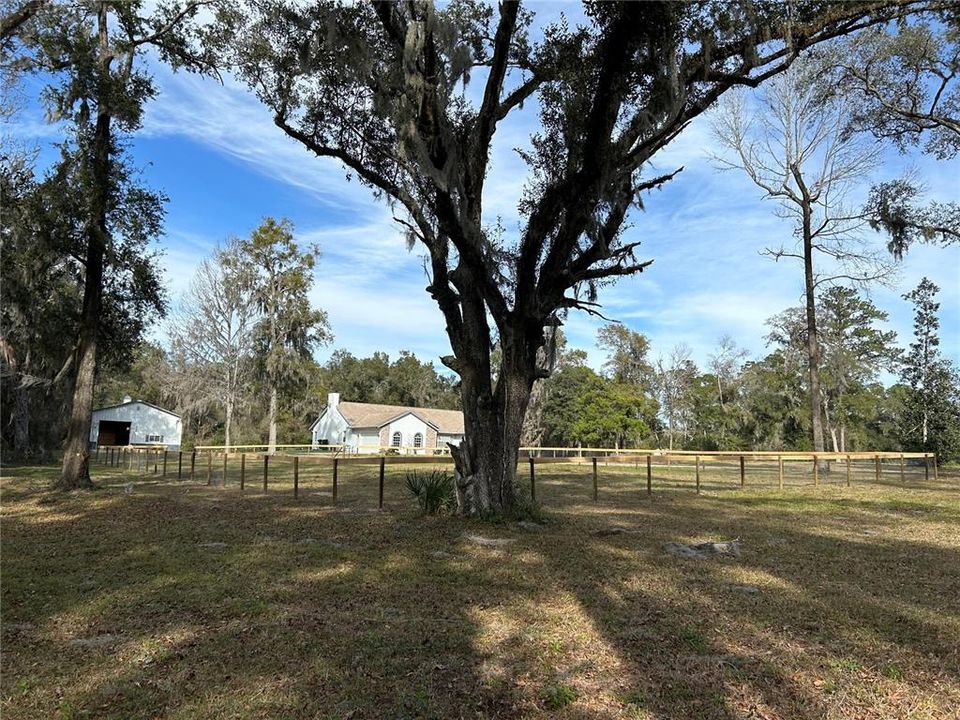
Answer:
[
  {"left": 1, "top": 2, "right": 958, "bottom": 510},
  {"left": 528, "top": 281, "right": 959, "bottom": 462},
  {"left": 85, "top": 263, "right": 960, "bottom": 464}
]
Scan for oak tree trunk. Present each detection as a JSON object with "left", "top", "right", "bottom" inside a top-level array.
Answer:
[
  {"left": 58, "top": 107, "right": 110, "bottom": 490},
  {"left": 13, "top": 378, "right": 30, "bottom": 454},
  {"left": 448, "top": 321, "right": 536, "bottom": 516}
]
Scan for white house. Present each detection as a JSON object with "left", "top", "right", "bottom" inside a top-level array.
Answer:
[
  {"left": 90, "top": 396, "right": 183, "bottom": 449},
  {"left": 310, "top": 393, "right": 464, "bottom": 454}
]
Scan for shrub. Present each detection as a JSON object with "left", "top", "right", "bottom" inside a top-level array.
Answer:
[
  {"left": 541, "top": 683, "right": 577, "bottom": 710},
  {"left": 405, "top": 469, "right": 456, "bottom": 514},
  {"left": 513, "top": 492, "right": 547, "bottom": 524}
]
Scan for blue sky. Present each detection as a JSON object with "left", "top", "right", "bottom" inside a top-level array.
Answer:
[{"left": 12, "top": 16, "right": 960, "bottom": 382}]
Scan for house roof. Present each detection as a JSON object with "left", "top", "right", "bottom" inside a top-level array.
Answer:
[
  {"left": 320, "top": 400, "right": 464, "bottom": 435},
  {"left": 92, "top": 400, "right": 181, "bottom": 419}
]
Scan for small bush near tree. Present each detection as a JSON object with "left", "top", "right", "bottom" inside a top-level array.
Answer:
[{"left": 405, "top": 469, "right": 455, "bottom": 515}]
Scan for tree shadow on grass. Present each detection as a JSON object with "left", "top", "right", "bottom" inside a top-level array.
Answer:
[
  {"left": 533, "top": 488, "right": 960, "bottom": 718},
  {"left": 2, "top": 465, "right": 959, "bottom": 719},
  {"left": 3, "top": 481, "right": 559, "bottom": 718}
]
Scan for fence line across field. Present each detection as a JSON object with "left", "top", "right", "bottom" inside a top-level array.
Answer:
[
  {"left": 92, "top": 445, "right": 941, "bottom": 508},
  {"left": 191, "top": 443, "right": 931, "bottom": 461}
]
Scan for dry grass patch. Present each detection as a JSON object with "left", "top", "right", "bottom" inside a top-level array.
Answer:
[{"left": 2, "top": 462, "right": 958, "bottom": 719}]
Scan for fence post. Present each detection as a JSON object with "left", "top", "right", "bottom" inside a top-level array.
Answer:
[
  {"left": 813, "top": 455, "right": 819, "bottom": 486},
  {"left": 240, "top": 453, "right": 246, "bottom": 491},
  {"left": 529, "top": 458, "right": 536, "bottom": 502},
  {"left": 778, "top": 455, "right": 784, "bottom": 490},
  {"left": 222, "top": 452, "right": 228, "bottom": 487},
  {"left": 924, "top": 453, "right": 930, "bottom": 482},
  {"left": 646, "top": 455, "right": 652, "bottom": 495},
  {"left": 900, "top": 453, "right": 905, "bottom": 483},
  {"left": 695, "top": 454, "right": 700, "bottom": 494},
  {"left": 262, "top": 454, "right": 269, "bottom": 492},
  {"left": 592, "top": 457, "right": 598, "bottom": 502},
  {"left": 846, "top": 455, "right": 851, "bottom": 487},
  {"left": 293, "top": 455, "right": 299, "bottom": 499},
  {"left": 739, "top": 455, "right": 745, "bottom": 488},
  {"left": 378, "top": 456, "right": 385, "bottom": 509},
  {"left": 332, "top": 458, "right": 338, "bottom": 504},
  {"left": 177, "top": 451, "right": 183, "bottom": 480},
  {"left": 933, "top": 454, "right": 939, "bottom": 482},
  {"left": 875, "top": 455, "right": 881, "bottom": 483},
  {"left": 153, "top": 450, "right": 158, "bottom": 475},
  {"left": 162, "top": 451, "right": 168, "bottom": 478},
  {"left": 190, "top": 450, "right": 196, "bottom": 480},
  {"left": 206, "top": 451, "right": 212, "bottom": 486}
]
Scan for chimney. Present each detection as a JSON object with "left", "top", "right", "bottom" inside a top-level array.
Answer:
[
  {"left": 122, "top": 394, "right": 132, "bottom": 404},
  {"left": 328, "top": 392, "right": 340, "bottom": 410}
]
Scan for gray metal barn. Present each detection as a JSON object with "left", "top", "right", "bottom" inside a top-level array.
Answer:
[{"left": 89, "top": 396, "right": 182, "bottom": 449}]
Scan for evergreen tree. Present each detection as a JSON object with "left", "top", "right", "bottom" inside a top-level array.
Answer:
[
  {"left": 244, "top": 218, "right": 332, "bottom": 453},
  {"left": 900, "top": 278, "right": 960, "bottom": 461},
  {"left": 817, "top": 286, "right": 899, "bottom": 452},
  {"left": 4, "top": 0, "right": 212, "bottom": 488},
  {"left": 596, "top": 324, "right": 654, "bottom": 392}
]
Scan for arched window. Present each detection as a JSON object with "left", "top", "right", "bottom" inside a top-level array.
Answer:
[
  {"left": 413, "top": 432, "right": 423, "bottom": 448},
  {"left": 391, "top": 431, "right": 402, "bottom": 447}
]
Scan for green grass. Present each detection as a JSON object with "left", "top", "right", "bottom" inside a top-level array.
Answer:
[{"left": 2, "top": 459, "right": 959, "bottom": 719}]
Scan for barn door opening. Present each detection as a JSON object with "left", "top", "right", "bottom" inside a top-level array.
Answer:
[{"left": 98, "top": 420, "right": 131, "bottom": 447}]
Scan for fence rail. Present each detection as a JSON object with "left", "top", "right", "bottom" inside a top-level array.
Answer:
[
  {"left": 190, "top": 444, "right": 930, "bottom": 460},
  {"left": 91, "top": 444, "right": 942, "bottom": 510}
]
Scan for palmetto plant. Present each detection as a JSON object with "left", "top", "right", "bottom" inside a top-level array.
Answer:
[{"left": 405, "top": 469, "right": 456, "bottom": 515}]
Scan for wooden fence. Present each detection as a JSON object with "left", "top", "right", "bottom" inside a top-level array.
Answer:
[{"left": 92, "top": 445, "right": 940, "bottom": 509}]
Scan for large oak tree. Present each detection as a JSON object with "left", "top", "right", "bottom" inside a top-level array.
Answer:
[{"left": 223, "top": 0, "right": 947, "bottom": 514}]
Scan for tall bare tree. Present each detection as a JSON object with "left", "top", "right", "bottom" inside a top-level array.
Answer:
[
  {"left": 655, "top": 344, "right": 697, "bottom": 451},
  {"left": 708, "top": 335, "right": 748, "bottom": 411},
  {"left": 711, "top": 57, "right": 893, "bottom": 461},
  {"left": 169, "top": 239, "right": 259, "bottom": 451},
  {"left": 223, "top": 0, "right": 946, "bottom": 514}
]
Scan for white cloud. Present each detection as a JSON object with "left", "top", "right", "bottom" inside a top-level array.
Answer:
[{"left": 143, "top": 68, "right": 378, "bottom": 214}]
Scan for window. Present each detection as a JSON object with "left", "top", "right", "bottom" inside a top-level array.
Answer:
[
  {"left": 413, "top": 433, "right": 423, "bottom": 448},
  {"left": 145, "top": 434, "right": 164, "bottom": 443},
  {"left": 391, "top": 431, "right": 402, "bottom": 447}
]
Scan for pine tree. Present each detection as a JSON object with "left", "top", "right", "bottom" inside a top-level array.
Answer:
[
  {"left": 243, "top": 218, "right": 332, "bottom": 453},
  {"left": 900, "top": 278, "right": 960, "bottom": 461}
]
